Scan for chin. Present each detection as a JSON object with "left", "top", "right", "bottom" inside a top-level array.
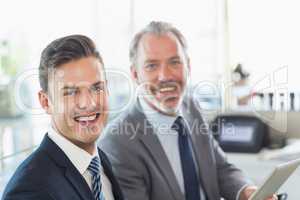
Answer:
[
  {"left": 79, "top": 134, "right": 99, "bottom": 144},
  {"left": 75, "top": 127, "right": 100, "bottom": 139},
  {"left": 162, "top": 96, "right": 181, "bottom": 108},
  {"left": 153, "top": 101, "right": 180, "bottom": 116}
]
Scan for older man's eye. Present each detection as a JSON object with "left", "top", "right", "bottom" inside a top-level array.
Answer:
[
  {"left": 63, "top": 89, "right": 77, "bottom": 96},
  {"left": 145, "top": 63, "right": 157, "bottom": 70},
  {"left": 170, "top": 60, "right": 182, "bottom": 66}
]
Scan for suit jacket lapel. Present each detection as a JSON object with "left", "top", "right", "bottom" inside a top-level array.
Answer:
[
  {"left": 40, "top": 135, "right": 94, "bottom": 200},
  {"left": 190, "top": 128, "right": 219, "bottom": 200},
  {"left": 131, "top": 103, "right": 184, "bottom": 200},
  {"left": 182, "top": 100, "right": 219, "bottom": 200},
  {"left": 64, "top": 167, "right": 94, "bottom": 200},
  {"left": 98, "top": 148, "right": 124, "bottom": 200}
]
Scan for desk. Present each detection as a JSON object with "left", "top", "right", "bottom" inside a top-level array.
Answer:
[{"left": 228, "top": 153, "right": 300, "bottom": 199}]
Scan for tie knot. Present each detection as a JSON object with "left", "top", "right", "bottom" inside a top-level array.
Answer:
[
  {"left": 88, "top": 156, "right": 101, "bottom": 176},
  {"left": 172, "top": 116, "right": 188, "bottom": 135}
]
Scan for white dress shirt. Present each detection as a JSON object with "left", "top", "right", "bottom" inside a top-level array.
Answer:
[
  {"left": 48, "top": 126, "right": 115, "bottom": 200},
  {"left": 139, "top": 98, "right": 207, "bottom": 199}
]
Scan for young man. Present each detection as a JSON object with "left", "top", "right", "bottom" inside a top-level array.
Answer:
[
  {"left": 99, "top": 22, "right": 277, "bottom": 200},
  {"left": 2, "top": 35, "right": 124, "bottom": 200}
]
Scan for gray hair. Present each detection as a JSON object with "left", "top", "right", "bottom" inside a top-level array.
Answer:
[{"left": 129, "top": 21, "right": 188, "bottom": 67}]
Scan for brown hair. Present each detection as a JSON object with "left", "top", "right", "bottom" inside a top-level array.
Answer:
[{"left": 39, "top": 34, "right": 103, "bottom": 92}]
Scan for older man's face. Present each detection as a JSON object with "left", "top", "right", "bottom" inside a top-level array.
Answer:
[{"left": 132, "top": 33, "right": 189, "bottom": 115}]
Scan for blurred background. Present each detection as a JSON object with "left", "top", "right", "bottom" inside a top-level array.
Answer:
[{"left": 1, "top": 0, "right": 300, "bottom": 198}]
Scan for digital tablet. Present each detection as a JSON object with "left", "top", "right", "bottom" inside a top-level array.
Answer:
[{"left": 249, "top": 158, "right": 300, "bottom": 200}]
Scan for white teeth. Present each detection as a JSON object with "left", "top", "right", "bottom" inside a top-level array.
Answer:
[
  {"left": 76, "top": 114, "right": 97, "bottom": 121},
  {"left": 160, "top": 87, "right": 176, "bottom": 92}
]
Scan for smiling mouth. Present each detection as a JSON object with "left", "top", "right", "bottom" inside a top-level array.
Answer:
[
  {"left": 73, "top": 113, "right": 101, "bottom": 126},
  {"left": 159, "top": 86, "right": 177, "bottom": 93}
]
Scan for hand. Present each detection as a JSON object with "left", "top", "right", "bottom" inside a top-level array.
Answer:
[{"left": 240, "top": 185, "right": 278, "bottom": 200}]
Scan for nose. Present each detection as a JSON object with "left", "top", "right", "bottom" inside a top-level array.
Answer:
[
  {"left": 157, "top": 64, "right": 173, "bottom": 81},
  {"left": 77, "top": 88, "right": 96, "bottom": 110}
]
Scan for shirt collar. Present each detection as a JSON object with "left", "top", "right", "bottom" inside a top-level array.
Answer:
[
  {"left": 48, "top": 126, "right": 99, "bottom": 175},
  {"left": 139, "top": 97, "right": 184, "bottom": 132}
]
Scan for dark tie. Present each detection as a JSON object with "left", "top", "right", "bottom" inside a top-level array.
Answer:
[
  {"left": 172, "top": 116, "right": 201, "bottom": 200},
  {"left": 88, "top": 157, "right": 105, "bottom": 200}
]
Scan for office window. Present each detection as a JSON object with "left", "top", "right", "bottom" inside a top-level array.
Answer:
[
  {"left": 95, "top": 0, "right": 224, "bottom": 114},
  {"left": 133, "top": 0, "right": 223, "bottom": 84},
  {"left": 228, "top": 0, "right": 299, "bottom": 90}
]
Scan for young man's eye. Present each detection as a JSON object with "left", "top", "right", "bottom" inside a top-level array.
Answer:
[
  {"left": 91, "top": 85, "right": 104, "bottom": 93},
  {"left": 91, "top": 84, "right": 104, "bottom": 93}
]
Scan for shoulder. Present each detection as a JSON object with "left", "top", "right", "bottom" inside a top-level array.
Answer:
[
  {"left": 182, "top": 93, "right": 203, "bottom": 115},
  {"left": 11, "top": 147, "right": 53, "bottom": 182},
  {"left": 98, "top": 148, "right": 111, "bottom": 166},
  {"left": 99, "top": 103, "right": 151, "bottom": 165},
  {"left": 101, "top": 103, "right": 148, "bottom": 144},
  {"left": 2, "top": 146, "right": 58, "bottom": 197}
]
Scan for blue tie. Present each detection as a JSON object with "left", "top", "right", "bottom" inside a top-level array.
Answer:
[
  {"left": 172, "top": 116, "right": 201, "bottom": 200},
  {"left": 88, "top": 157, "right": 105, "bottom": 200}
]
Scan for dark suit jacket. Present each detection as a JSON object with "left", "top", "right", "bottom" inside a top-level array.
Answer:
[{"left": 2, "top": 135, "right": 124, "bottom": 200}]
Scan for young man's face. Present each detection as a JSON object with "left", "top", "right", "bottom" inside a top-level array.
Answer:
[
  {"left": 40, "top": 56, "right": 108, "bottom": 151},
  {"left": 131, "top": 33, "right": 189, "bottom": 115}
]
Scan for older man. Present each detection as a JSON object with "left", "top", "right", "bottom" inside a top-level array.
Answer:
[{"left": 99, "top": 22, "right": 276, "bottom": 200}]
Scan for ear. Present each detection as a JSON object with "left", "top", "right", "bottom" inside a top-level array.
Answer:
[
  {"left": 130, "top": 65, "right": 139, "bottom": 84},
  {"left": 105, "top": 79, "right": 110, "bottom": 96},
  {"left": 38, "top": 90, "right": 52, "bottom": 114},
  {"left": 187, "top": 57, "right": 191, "bottom": 74}
]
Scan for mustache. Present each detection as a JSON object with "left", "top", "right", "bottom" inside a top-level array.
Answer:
[
  {"left": 149, "top": 80, "right": 181, "bottom": 91},
  {"left": 158, "top": 81, "right": 179, "bottom": 88}
]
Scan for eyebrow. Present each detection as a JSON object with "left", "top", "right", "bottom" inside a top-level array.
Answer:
[
  {"left": 144, "top": 59, "right": 159, "bottom": 64},
  {"left": 91, "top": 81, "right": 104, "bottom": 88},
  {"left": 61, "top": 81, "right": 104, "bottom": 90},
  {"left": 144, "top": 56, "right": 181, "bottom": 64},
  {"left": 169, "top": 56, "right": 181, "bottom": 60},
  {"left": 61, "top": 85, "right": 77, "bottom": 91}
]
